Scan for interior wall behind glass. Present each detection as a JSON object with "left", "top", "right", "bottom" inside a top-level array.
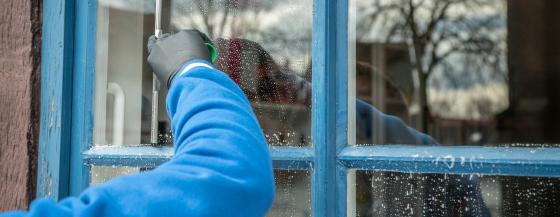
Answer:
[{"left": 95, "top": 2, "right": 156, "bottom": 146}]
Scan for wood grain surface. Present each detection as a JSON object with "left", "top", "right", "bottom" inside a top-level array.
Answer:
[{"left": 0, "top": 0, "right": 41, "bottom": 211}]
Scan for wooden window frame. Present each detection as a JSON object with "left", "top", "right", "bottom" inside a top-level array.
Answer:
[{"left": 38, "top": 0, "right": 560, "bottom": 216}]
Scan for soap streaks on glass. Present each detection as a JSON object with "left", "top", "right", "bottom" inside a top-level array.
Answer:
[
  {"left": 353, "top": 171, "right": 560, "bottom": 217},
  {"left": 90, "top": 166, "right": 311, "bottom": 217},
  {"left": 90, "top": 166, "right": 140, "bottom": 186},
  {"left": 269, "top": 170, "right": 311, "bottom": 217}
]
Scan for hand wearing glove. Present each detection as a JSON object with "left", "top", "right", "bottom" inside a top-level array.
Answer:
[{"left": 147, "top": 29, "right": 213, "bottom": 88}]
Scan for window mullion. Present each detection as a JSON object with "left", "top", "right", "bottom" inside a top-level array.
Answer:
[
  {"left": 335, "top": 0, "right": 349, "bottom": 216},
  {"left": 69, "top": 0, "right": 97, "bottom": 196},
  {"left": 83, "top": 146, "right": 315, "bottom": 170},
  {"left": 339, "top": 145, "right": 560, "bottom": 177},
  {"left": 311, "top": 0, "right": 347, "bottom": 216},
  {"left": 37, "top": 0, "right": 75, "bottom": 200}
]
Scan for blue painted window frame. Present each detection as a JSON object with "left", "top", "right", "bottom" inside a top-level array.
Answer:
[{"left": 38, "top": 0, "right": 560, "bottom": 216}]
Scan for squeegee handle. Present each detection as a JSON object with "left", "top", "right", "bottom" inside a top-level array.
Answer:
[
  {"left": 155, "top": 0, "right": 163, "bottom": 38},
  {"left": 151, "top": 0, "right": 163, "bottom": 144}
]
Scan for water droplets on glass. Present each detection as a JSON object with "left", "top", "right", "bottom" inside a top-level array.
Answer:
[
  {"left": 90, "top": 166, "right": 140, "bottom": 186},
  {"left": 354, "top": 171, "right": 560, "bottom": 217},
  {"left": 269, "top": 170, "right": 311, "bottom": 217}
]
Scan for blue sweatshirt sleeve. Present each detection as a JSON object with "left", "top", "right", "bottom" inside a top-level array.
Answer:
[{"left": 1, "top": 61, "right": 275, "bottom": 217}]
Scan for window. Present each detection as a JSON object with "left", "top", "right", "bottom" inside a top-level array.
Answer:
[
  {"left": 93, "top": 0, "right": 312, "bottom": 147},
  {"left": 348, "top": 0, "right": 560, "bottom": 215},
  {"left": 39, "top": 0, "right": 560, "bottom": 216}
]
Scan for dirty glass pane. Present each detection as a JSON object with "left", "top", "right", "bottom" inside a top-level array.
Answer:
[
  {"left": 90, "top": 166, "right": 140, "bottom": 186},
  {"left": 170, "top": 0, "right": 312, "bottom": 146},
  {"left": 348, "top": 0, "right": 560, "bottom": 146},
  {"left": 94, "top": 0, "right": 312, "bottom": 146},
  {"left": 90, "top": 166, "right": 310, "bottom": 216},
  {"left": 269, "top": 170, "right": 311, "bottom": 217},
  {"left": 351, "top": 171, "right": 560, "bottom": 217}
]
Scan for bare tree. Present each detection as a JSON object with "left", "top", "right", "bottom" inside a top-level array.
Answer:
[{"left": 359, "top": 0, "right": 506, "bottom": 132}]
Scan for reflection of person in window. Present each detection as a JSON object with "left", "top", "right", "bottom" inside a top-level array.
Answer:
[
  {"left": 212, "top": 38, "right": 490, "bottom": 217},
  {"left": 1, "top": 31, "right": 275, "bottom": 217}
]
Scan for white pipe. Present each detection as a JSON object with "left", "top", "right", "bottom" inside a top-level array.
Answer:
[{"left": 107, "top": 82, "right": 125, "bottom": 146}]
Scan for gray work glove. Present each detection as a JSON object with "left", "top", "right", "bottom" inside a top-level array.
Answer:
[{"left": 147, "top": 30, "right": 212, "bottom": 88}]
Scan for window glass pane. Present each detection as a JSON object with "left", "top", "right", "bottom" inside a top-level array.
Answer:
[
  {"left": 351, "top": 170, "right": 560, "bottom": 217},
  {"left": 94, "top": 0, "right": 312, "bottom": 147},
  {"left": 90, "top": 166, "right": 140, "bottom": 186},
  {"left": 94, "top": 2, "right": 154, "bottom": 146},
  {"left": 90, "top": 166, "right": 310, "bottom": 216},
  {"left": 348, "top": 0, "right": 560, "bottom": 146},
  {"left": 269, "top": 170, "right": 311, "bottom": 217}
]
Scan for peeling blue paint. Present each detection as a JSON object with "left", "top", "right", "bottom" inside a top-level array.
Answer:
[{"left": 37, "top": 0, "right": 75, "bottom": 200}]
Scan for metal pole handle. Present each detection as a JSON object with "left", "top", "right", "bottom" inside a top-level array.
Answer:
[
  {"left": 155, "top": 0, "right": 163, "bottom": 38},
  {"left": 150, "top": 0, "right": 163, "bottom": 144}
]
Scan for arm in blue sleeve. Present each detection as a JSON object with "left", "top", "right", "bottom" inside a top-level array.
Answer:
[{"left": 2, "top": 61, "right": 275, "bottom": 217}]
